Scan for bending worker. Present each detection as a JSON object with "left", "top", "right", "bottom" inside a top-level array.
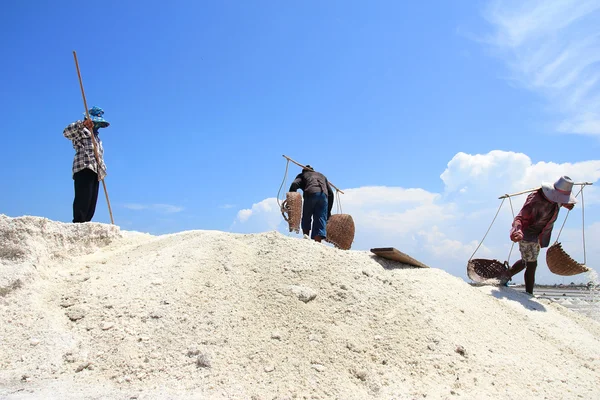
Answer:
[
  {"left": 506, "top": 176, "right": 577, "bottom": 294},
  {"left": 289, "top": 165, "right": 334, "bottom": 242}
]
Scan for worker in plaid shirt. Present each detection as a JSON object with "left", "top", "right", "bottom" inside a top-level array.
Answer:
[{"left": 63, "top": 106, "right": 110, "bottom": 223}]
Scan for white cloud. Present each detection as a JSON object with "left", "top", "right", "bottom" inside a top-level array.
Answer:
[
  {"left": 441, "top": 151, "right": 600, "bottom": 207},
  {"left": 123, "top": 203, "right": 184, "bottom": 214},
  {"left": 237, "top": 209, "right": 252, "bottom": 222},
  {"left": 417, "top": 226, "right": 486, "bottom": 262},
  {"left": 440, "top": 150, "right": 531, "bottom": 195},
  {"left": 231, "top": 150, "right": 600, "bottom": 285},
  {"left": 481, "top": 0, "right": 600, "bottom": 135},
  {"left": 233, "top": 198, "right": 285, "bottom": 232}
]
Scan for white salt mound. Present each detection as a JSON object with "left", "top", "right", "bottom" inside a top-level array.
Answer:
[
  {"left": 1, "top": 215, "right": 599, "bottom": 400},
  {"left": 0, "top": 215, "right": 122, "bottom": 289}
]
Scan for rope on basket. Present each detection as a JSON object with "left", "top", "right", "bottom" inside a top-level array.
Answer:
[
  {"left": 469, "top": 197, "right": 506, "bottom": 262},
  {"left": 553, "top": 184, "right": 587, "bottom": 263},
  {"left": 277, "top": 158, "right": 290, "bottom": 211},
  {"left": 335, "top": 188, "right": 343, "bottom": 215},
  {"left": 582, "top": 188, "right": 586, "bottom": 264},
  {"left": 507, "top": 195, "right": 516, "bottom": 264},
  {"left": 277, "top": 158, "right": 293, "bottom": 224}
]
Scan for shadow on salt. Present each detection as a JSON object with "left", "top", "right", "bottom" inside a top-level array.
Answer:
[{"left": 488, "top": 287, "right": 547, "bottom": 312}]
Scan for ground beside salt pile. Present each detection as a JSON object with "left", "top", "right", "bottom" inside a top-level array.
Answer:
[{"left": 1, "top": 215, "right": 599, "bottom": 400}]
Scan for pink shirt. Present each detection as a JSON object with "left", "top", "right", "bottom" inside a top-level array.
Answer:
[{"left": 511, "top": 189, "right": 559, "bottom": 248}]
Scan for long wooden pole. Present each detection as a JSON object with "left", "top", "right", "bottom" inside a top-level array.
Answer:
[
  {"left": 498, "top": 182, "right": 593, "bottom": 199},
  {"left": 282, "top": 155, "right": 345, "bottom": 194},
  {"left": 73, "top": 51, "right": 115, "bottom": 225}
]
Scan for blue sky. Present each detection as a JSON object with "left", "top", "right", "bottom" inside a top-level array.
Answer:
[{"left": 1, "top": 1, "right": 600, "bottom": 284}]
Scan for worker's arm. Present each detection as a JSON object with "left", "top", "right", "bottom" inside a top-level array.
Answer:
[
  {"left": 327, "top": 181, "right": 334, "bottom": 219},
  {"left": 289, "top": 174, "right": 303, "bottom": 192},
  {"left": 63, "top": 119, "right": 94, "bottom": 141},
  {"left": 510, "top": 192, "right": 536, "bottom": 242}
]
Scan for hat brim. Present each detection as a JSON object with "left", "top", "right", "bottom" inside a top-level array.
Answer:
[
  {"left": 541, "top": 182, "right": 577, "bottom": 204},
  {"left": 90, "top": 116, "right": 110, "bottom": 128}
]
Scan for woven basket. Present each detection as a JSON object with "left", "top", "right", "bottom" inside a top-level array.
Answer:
[
  {"left": 546, "top": 242, "right": 590, "bottom": 276},
  {"left": 467, "top": 258, "right": 509, "bottom": 283},
  {"left": 281, "top": 192, "right": 302, "bottom": 233},
  {"left": 325, "top": 214, "right": 355, "bottom": 250}
]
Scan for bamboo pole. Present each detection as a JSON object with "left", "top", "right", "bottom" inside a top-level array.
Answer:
[
  {"left": 73, "top": 51, "right": 115, "bottom": 225},
  {"left": 498, "top": 182, "right": 593, "bottom": 199},
  {"left": 282, "top": 155, "right": 344, "bottom": 194}
]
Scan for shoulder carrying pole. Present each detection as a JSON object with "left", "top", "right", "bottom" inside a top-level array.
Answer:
[
  {"left": 73, "top": 51, "right": 115, "bottom": 225},
  {"left": 282, "top": 155, "right": 344, "bottom": 194},
  {"left": 498, "top": 182, "right": 593, "bottom": 199}
]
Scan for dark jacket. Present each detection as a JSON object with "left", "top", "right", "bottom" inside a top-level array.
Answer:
[{"left": 289, "top": 169, "right": 335, "bottom": 218}]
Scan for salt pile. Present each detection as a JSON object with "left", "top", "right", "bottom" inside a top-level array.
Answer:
[{"left": 1, "top": 215, "right": 599, "bottom": 399}]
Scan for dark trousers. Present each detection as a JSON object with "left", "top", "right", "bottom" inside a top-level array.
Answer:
[
  {"left": 73, "top": 168, "right": 99, "bottom": 223},
  {"left": 302, "top": 192, "right": 328, "bottom": 239}
]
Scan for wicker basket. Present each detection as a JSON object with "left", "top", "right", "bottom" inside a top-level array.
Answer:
[
  {"left": 281, "top": 192, "right": 302, "bottom": 233},
  {"left": 325, "top": 214, "right": 355, "bottom": 250},
  {"left": 467, "top": 258, "right": 509, "bottom": 283},
  {"left": 546, "top": 242, "right": 590, "bottom": 276}
]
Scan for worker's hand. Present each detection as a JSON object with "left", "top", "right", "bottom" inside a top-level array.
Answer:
[
  {"left": 563, "top": 203, "right": 575, "bottom": 211},
  {"left": 83, "top": 119, "right": 94, "bottom": 131},
  {"left": 510, "top": 230, "right": 523, "bottom": 242}
]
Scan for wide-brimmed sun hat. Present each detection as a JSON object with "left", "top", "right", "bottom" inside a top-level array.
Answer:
[
  {"left": 541, "top": 175, "right": 577, "bottom": 204},
  {"left": 84, "top": 106, "right": 110, "bottom": 128}
]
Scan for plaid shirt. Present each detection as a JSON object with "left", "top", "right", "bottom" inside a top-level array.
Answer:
[{"left": 63, "top": 121, "right": 107, "bottom": 180}]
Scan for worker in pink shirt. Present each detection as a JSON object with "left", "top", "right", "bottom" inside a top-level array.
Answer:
[{"left": 506, "top": 176, "right": 576, "bottom": 294}]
